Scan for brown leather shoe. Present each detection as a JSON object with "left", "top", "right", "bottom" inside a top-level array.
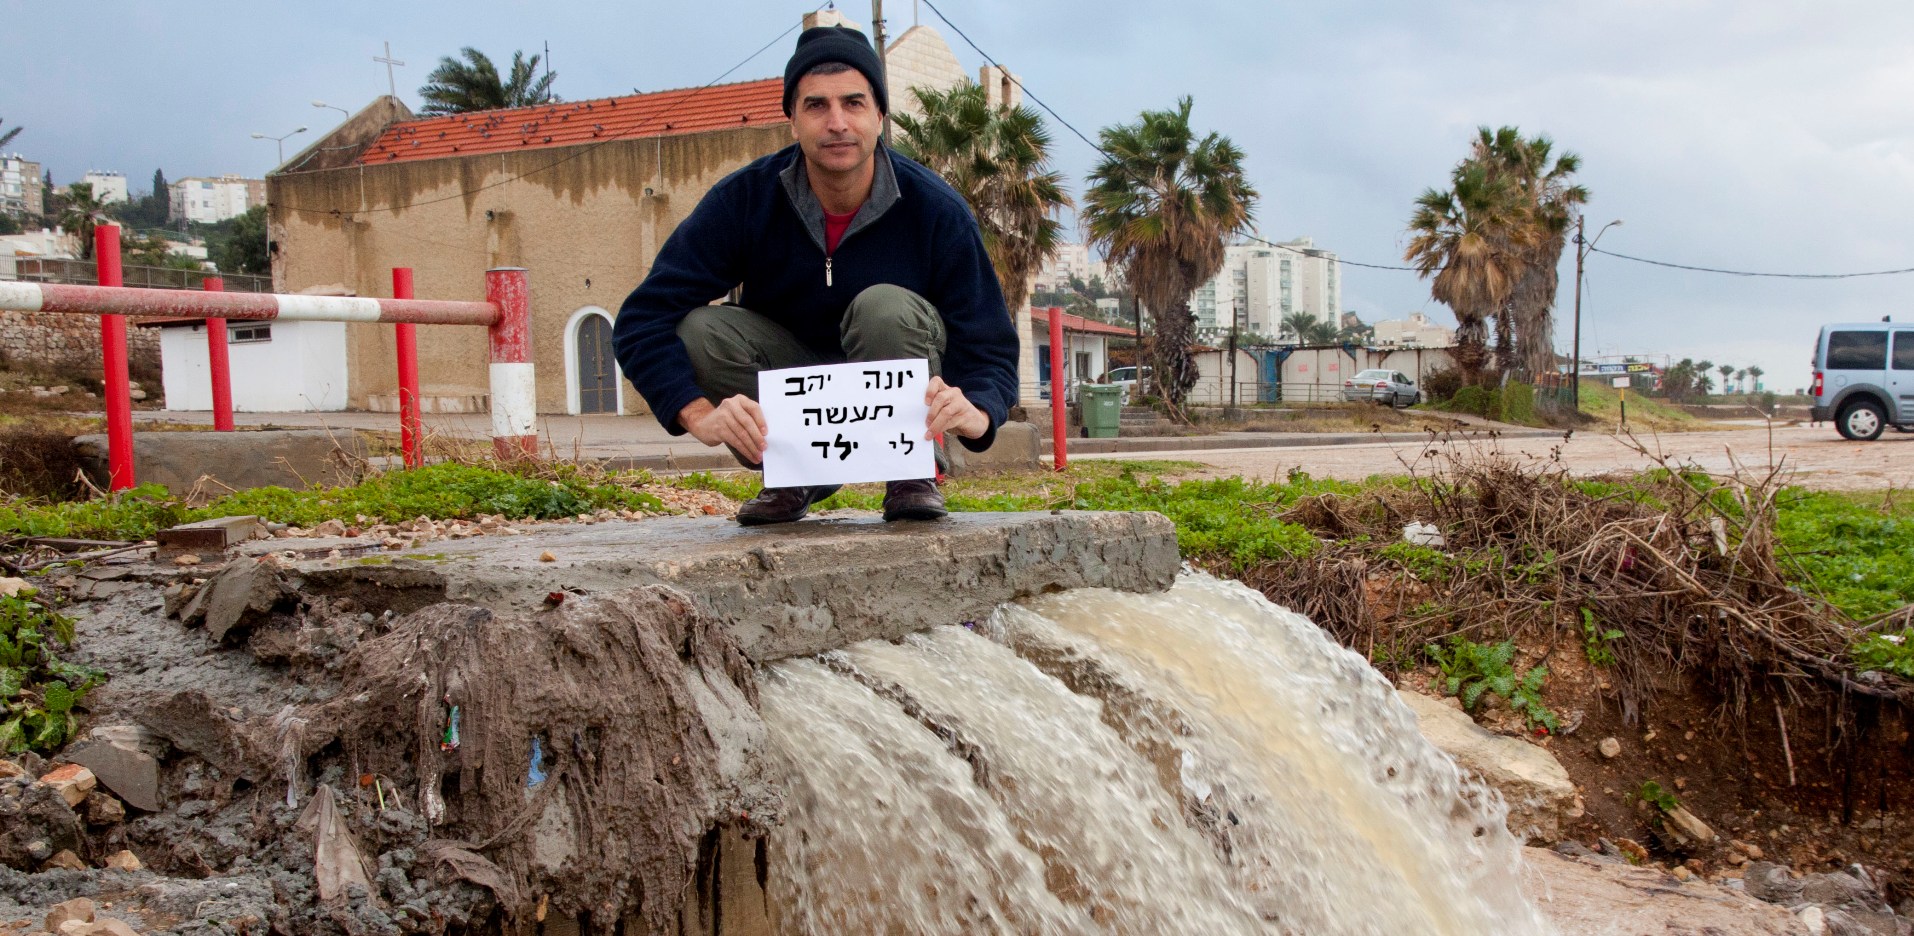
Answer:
[
  {"left": 736, "top": 485, "right": 839, "bottom": 526},
  {"left": 882, "top": 478, "right": 947, "bottom": 522}
]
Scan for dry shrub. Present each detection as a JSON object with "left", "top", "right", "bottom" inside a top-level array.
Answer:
[
  {"left": 1233, "top": 437, "right": 1909, "bottom": 731},
  {"left": 0, "top": 424, "right": 84, "bottom": 501}
]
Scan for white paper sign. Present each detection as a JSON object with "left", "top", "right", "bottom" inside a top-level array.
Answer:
[{"left": 758, "top": 358, "right": 934, "bottom": 488}]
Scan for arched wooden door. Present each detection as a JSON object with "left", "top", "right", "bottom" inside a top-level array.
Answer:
[{"left": 576, "top": 314, "right": 617, "bottom": 414}]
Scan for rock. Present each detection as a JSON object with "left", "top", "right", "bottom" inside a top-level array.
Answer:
[
  {"left": 1731, "top": 838, "right": 1765, "bottom": 861},
  {"left": 1397, "top": 690, "right": 1581, "bottom": 843},
  {"left": 172, "top": 554, "right": 201, "bottom": 566},
  {"left": 83, "top": 791, "right": 125, "bottom": 826},
  {"left": 64, "top": 921, "right": 140, "bottom": 936},
  {"left": 1672, "top": 865, "right": 1694, "bottom": 881},
  {"left": 539, "top": 550, "right": 557, "bottom": 563},
  {"left": 1798, "top": 906, "right": 1827, "bottom": 935},
  {"left": 314, "top": 518, "right": 346, "bottom": 537},
  {"left": 101, "top": 849, "right": 141, "bottom": 871},
  {"left": 45, "top": 897, "right": 95, "bottom": 930},
  {"left": 87, "top": 725, "right": 170, "bottom": 760},
  {"left": 1829, "top": 909, "right": 1899, "bottom": 935},
  {"left": 44, "top": 848, "right": 86, "bottom": 870},
  {"left": 1659, "top": 804, "right": 1716, "bottom": 848},
  {"left": 1527, "top": 846, "right": 1805, "bottom": 935},
  {"left": 0, "top": 779, "right": 83, "bottom": 870},
  {"left": 1744, "top": 861, "right": 1805, "bottom": 903},
  {"left": 0, "top": 576, "right": 33, "bottom": 597},
  {"left": 1598, "top": 737, "right": 1622, "bottom": 758},
  {"left": 1803, "top": 870, "right": 1878, "bottom": 908},
  {"left": 177, "top": 556, "right": 285, "bottom": 641},
  {"left": 129, "top": 388, "right": 147, "bottom": 401},
  {"left": 37, "top": 763, "right": 96, "bottom": 807},
  {"left": 62, "top": 740, "right": 161, "bottom": 812},
  {"left": 0, "top": 759, "right": 23, "bottom": 779}
]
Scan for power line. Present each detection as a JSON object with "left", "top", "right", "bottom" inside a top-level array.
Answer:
[
  {"left": 923, "top": 0, "right": 1914, "bottom": 285},
  {"left": 278, "top": 9, "right": 820, "bottom": 218},
  {"left": 918, "top": 0, "right": 1423, "bottom": 274},
  {"left": 1588, "top": 245, "right": 1914, "bottom": 279}
]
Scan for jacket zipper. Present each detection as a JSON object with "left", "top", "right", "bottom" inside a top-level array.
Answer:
[{"left": 825, "top": 256, "right": 833, "bottom": 287}]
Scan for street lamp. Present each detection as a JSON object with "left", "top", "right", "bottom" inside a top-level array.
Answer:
[
  {"left": 1571, "top": 217, "right": 1623, "bottom": 411},
  {"left": 311, "top": 101, "right": 349, "bottom": 116},
  {"left": 249, "top": 126, "right": 308, "bottom": 166}
]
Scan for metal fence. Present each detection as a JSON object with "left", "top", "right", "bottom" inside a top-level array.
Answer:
[{"left": 5, "top": 257, "right": 270, "bottom": 293}]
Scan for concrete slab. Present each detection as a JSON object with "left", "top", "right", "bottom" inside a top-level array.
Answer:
[
  {"left": 269, "top": 511, "right": 1179, "bottom": 662},
  {"left": 75, "top": 429, "right": 366, "bottom": 496}
]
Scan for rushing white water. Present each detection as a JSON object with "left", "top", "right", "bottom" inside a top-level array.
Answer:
[{"left": 759, "top": 572, "right": 1556, "bottom": 935}]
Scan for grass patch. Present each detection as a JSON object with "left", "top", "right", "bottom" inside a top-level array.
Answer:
[
  {"left": 0, "top": 462, "right": 667, "bottom": 541},
  {"left": 1774, "top": 489, "right": 1914, "bottom": 620},
  {"left": 1574, "top": 380, "right": 1722, "bottom": 432}
]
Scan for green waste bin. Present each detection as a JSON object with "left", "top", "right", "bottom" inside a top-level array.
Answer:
[{"left": 1080, "top": 384, "right": 1122, "bottom": 438}]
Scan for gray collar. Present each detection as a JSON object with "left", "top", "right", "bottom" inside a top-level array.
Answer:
[{"left": 780, "top": 142, "right": 903, "bottom": 254}]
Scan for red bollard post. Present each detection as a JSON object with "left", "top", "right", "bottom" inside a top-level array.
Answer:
[
  {"left": 391, "top": 268, "right": 422, "bottom": 468},
  {"left": 202, "top": 277, "right": 234, "bottom": 431},
  {"left": 484, "top": 268, "right": 537, "bottom": 460},
  {"left": 95, "top": 226, "right": 135, "bottom": 490},
  {"left": 1049, "top": 305, "right": 1067, "bottom": 472}
]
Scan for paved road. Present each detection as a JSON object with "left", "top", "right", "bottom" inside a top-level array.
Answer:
[
  {"left": 1082, "top": 423, "right": 1914, "bottom": 491},
  {"left": 134, "top": 410, "right": 1908, "bottom": 490}
]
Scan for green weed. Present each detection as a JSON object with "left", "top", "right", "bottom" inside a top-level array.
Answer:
[
  {"left": 0, "top": 590, "right": 102, "bottom": 754},
  {"left": 1580, "top": 607, "right": 1624, "bottom": 667},
  {"left": 1852, "top": 631, "right": 1914, "bottom": 680},
  {"left": 1426, "top": 636, "right": 1560, "bottom": 733}
]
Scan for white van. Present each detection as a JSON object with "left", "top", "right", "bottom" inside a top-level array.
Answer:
[{"left": 1810, "top": 321, "right": 1914, "bottom": 440}]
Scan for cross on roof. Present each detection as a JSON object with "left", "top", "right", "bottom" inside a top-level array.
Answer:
[{"left": 374, "top": 41, "right": 405, "bottom": 97}]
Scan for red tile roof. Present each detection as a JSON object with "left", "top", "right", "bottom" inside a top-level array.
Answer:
[
  {"left": 1031, "top": 307, "right": 1137, "bottom": 338},
  {"left": 354, "top": 78, "right": 786, "bottom": 165}
]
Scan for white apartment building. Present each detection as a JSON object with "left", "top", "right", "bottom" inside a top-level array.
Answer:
[
  {"left": 81, "top": 170, "right": 129, "bottom": 204},
  {"left": 1371, "top": 311, "right": 1455, "bottom": 348},
  {"left": 170, "top": 175, "right": 263, "bottom": 224},
  {"left": 1, "top": 153, "right": 43, "bottom": 217},
  {"left": 1191, "top": 237, "right": 1343, "bottom": 340},
  {"left": 1033, "top": 242, "right": 1112, "bottom": 292}
]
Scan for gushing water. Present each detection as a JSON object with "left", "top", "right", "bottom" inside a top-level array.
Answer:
[{"left": 759, "top": 572, "right": 1555, "bottom": 935}]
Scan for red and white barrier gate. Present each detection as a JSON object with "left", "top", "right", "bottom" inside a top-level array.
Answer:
[{"left": 0, "top": 239, "right": 536, "bottom": 490}]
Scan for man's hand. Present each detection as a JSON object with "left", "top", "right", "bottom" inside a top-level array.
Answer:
[
  {"left": 925, "top": 376, "right": 989, "bottom": 441},
  {"left": 679, "top": 396, "right": 768, "bottom": 464}
]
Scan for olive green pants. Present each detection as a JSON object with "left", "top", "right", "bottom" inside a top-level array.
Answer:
[{"left": 676, "top": 284, "right": 948, "bottom": 471}]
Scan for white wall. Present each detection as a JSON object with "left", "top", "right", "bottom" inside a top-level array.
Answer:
[
  {"left": 1189, "top": 345, "right": 1455, "bottom": 404},
  {"left": 159, "top": 320, "right": 349, "bottom": 411}
]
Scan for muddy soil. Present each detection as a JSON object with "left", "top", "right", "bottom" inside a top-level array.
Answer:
[{"left": 2, "top": 553, "right": 771, "bottom": 936}]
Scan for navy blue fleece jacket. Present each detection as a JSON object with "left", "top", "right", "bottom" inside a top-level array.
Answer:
[{"left": 613, "top": 143, "right": 1019, "bottom": 451}]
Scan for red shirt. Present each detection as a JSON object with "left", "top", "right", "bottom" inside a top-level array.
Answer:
[{"left": 823, "top": 208, "right": 858, "bottom": 254}]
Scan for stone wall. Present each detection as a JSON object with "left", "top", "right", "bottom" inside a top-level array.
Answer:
[{"left": 0, "top": 310, "right": 161, "bottom": 378}]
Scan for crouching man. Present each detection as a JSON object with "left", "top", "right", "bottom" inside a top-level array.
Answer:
[{"left": 613, "top": 25, "right": 1019, "bottom": 525}]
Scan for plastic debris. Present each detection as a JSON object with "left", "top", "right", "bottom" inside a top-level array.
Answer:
[
  {"left": 299, "top": 785, "right": 376, "bottom": 902},
  {"left": 441, "top": 701, "right": 461, "bottom": 753},
  {"left": 528, "top": 737, "right": 548, "bottom": 787},
  {"left": 1402, "top": 521, "right": 1446, "bottom": 547}
]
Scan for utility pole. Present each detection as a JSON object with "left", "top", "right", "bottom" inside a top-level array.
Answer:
[
  {"left": 1572, "top": 216, "right": 1584, "bottom": 412},
  {"left": 1571, "top": 216, "right": 1623, "bottom": 413},
  {"left": 871, "top": 0, "right": 891, "bottom": 146},
  {"left": 1228, "top": 298, "right": 1241, "bottom": 410}
]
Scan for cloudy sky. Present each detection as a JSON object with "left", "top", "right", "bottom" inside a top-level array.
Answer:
[{"left": 6, "top": 0, "right": 1911, "bottom": 391}]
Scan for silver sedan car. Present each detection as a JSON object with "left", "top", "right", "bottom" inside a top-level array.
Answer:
[{"left": 1341, "top": 369, "right": 1420, "bottom": 407}]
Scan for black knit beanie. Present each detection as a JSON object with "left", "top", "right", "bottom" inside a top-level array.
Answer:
[{"left": 782, "top": 26, "right": 889, "bottom": 116}]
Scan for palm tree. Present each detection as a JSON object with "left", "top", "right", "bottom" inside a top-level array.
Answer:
[
  {"left": 1469, "top": 127, "right": 1587, "bottom": 382},
  {"left": 1747, "top": 366, "right": 1764, "bottom": 392},
  {"left": 892, "top": 82, "right": 1071, "bottom": 320},
  {"left": 1405, "top": 160, "right": 1526, "bottom": 382},
  {"left": 1083, "top": 97, "right": 1257, "bottom": 416},
  {"left": 1734, "top": 368, "right": 1749, "bottom": 394},
  {"left": 417, "top": 48, "right": 557, "bottom": 116},
  {"left": 0, "top": 116, "right": 20, "bottom": 150},
  {"left": 1717, "top": 364, "right": 1735, "bottom": 396},
  {"left": 59, "top": 183, "right": 107, "bottom": 260},
  {"left": 1280, "top": 311, "right": 1338, "bottom": 346}
]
